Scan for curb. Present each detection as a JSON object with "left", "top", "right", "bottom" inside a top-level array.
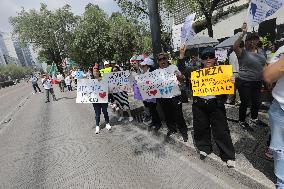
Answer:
[{"left": 133, "top": 121, "right": 273, "bottom": 189}]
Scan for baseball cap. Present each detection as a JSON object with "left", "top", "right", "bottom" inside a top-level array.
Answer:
[
  {"left": 140, "top": 58, "right": 154, "bottom": 66},
  {"left": 104, "top": 61, "right": 110, "bottom": 66},
  {"left": 201, "top": 47, "right": 215, "bottom": 59}
]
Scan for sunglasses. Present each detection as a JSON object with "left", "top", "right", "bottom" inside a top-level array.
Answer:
[{"left": 201, "top": 53, "right": 215, "bottom": 60}]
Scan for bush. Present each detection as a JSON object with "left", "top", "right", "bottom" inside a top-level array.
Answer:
[{"left": 0, "top": 64, "right": 33, "bottom": 82}]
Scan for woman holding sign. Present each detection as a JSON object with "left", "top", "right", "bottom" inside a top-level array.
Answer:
[
  {"left": 91, "top": 68, "right": 111, "bottom": 134},
  {"left": 184, "top": 46, "right": 236, "bottom": 168},
  {"left": 157, "top": 52, "right": 189, "bottom": 142},
  {"left": 112, "top": 66, "right": 134, "bottom": 122}
]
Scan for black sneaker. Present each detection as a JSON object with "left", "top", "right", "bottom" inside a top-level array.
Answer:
[
  {"left": 166, "top": 130, "right": 176, "bottom": 137},
  {"left": 45, "top": 100, "right": 50, "bottom": 103},
  {"left": 181, "top": 134, "right": 188, "bottom": 142},
  {"left": 200, "top": 151, "right": 208, "bottom": 160},
  {"left": 239, "top": 122, "right": 254, "bottom": 132}
]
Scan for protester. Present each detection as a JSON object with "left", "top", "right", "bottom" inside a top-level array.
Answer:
[
  {"left": 180, "top": 46, "right": 236, "bottom": 168},
  {"left": 64, "top": 73, "right": 72, "bottom": 91},
  {"left": 263, "top": 45, "right": 284, "bottom": 189},
  {"left": 233, "top": 23, "right": 266, "bottom": 131},
  {"left": 91, "top": 68, "right": 111, "bottom": 134},
  {"left": 156, "top": 52, "right": 188, "bottom": 142},
  {"left": 112, "top": 66, "right": 134, "bottom": 122},
  {"left": 42, "top": 74, "right": 57, "bottom": 103},
  {"left": 31, "top": 74, "right": 42, "bottom": 94},
  {"left": 139, "top": 58, "right": 162, "bottom": 130},
  {"left": 100, "top": 61, "right": 112, "bottom": 77},
  {"left": 57, "top": 73, "right": 65, "bottom": 92}
]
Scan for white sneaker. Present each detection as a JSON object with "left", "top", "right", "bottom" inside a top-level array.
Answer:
[
  {"left": 95, "top": 126, "right": 100, "bottom": 134},
  {"left": 32, "top": 92, "right": 35, "bottom": 95},
  {"left": 106, "top": 123, "right": 111, "bottom": 130},
  {"left": 226, "top": 160, "right": 236, "bottom": 168},
  {"left": 129, "top": 117, "right": 134, "bottom": 122},
  {"left": 118, "top": 117, "right": 124, "bottom": 122}
]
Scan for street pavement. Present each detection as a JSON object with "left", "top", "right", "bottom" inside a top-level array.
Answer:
[{"left": 0, "top": 83, "right": 249, "bottom": 189}]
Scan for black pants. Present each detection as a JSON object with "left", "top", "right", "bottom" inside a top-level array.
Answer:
[
  {"left": 158, "top": 96, "right": 188, "bottom": 135},
  {"left": 32, "top": 83, "right": 41, "bottom": 93},
  {"left": 45, "top": 88, "right": 56, "bottom": 101},
  {"left": 67, "top": 85, "right": 72, "bottom": 91},
  {"left": 236, "top": 78, "right": 262, "bottom": 122},
  {"left": 192, "top": 97, "right": 235, "bottom": 161},
  {"left": 92, "top": 103, "right": 109, "bottom": 126},
  {"left": 143, "top": 101, "right": 162, "bottom": 126}
]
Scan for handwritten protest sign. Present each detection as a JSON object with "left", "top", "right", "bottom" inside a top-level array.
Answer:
[
  {"left": 181, "top": 13, "right": 196, "bottom": 44},
  {"left": 135, "top": 68, "right": 181, "bottom": 100},
  {"left": 190, "top": 65, "right": 234, "bottom": 96},
  {"left": 76, "top": 79, "right": 108, "bottom": 103},
  {"left": 133, "top": 82, "right": 156, "bottom": 103},
  {"left": 215, "top": 49, "right": 228, "bottom": 62},
  {"left": 105, "top": 71, "right": 131, "bottom": 93},
  {"left": 248, "top": 0, "right": 283, "bottom": 27}
]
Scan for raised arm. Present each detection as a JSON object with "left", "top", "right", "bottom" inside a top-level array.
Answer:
[
  {"left": 263, "top": 55, "right": 284, "bottom": 84},
  {"left": 233, "top": 23, "right": 247, "bottom": 57}
]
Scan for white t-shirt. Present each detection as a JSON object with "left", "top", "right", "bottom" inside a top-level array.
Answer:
[
  {"left": 65, "top": 76, "right": 71, "bottom": 85},
  {"left": 57, "top": 74, "right": 64, "bottom": 81},
  {"left": 42, "top": 78, "right": 52, "bottom": 89},
  {"left": 268, "top": 45, "right": 284, "bottom": 110}
]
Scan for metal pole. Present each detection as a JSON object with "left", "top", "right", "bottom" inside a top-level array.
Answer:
[{"left": 148, "top": 0, "right": 162, "bottom": 64}]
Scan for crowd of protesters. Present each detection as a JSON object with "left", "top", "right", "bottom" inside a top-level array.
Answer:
[{"left": 32, "top": 22, "right": 284, "bottom": 188}]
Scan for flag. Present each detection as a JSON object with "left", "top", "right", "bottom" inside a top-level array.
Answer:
[
  {"left": 248, "top": 0, "right": 284, "bottom": 27},
  {"left": 181, "top": 13, "right": 196, "bottom": 44},
  {"left": 49, "top": 62, "right": 58, "bottom": 83}
]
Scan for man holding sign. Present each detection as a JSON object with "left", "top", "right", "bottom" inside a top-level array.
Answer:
[{"left": 188, "top": 47, "right": 236, "bottom": 168}]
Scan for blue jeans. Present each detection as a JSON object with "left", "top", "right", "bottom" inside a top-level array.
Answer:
[
  {"left": 269, "top": 100, "right": 284, "bottom": 189},
  {"left": 92, "top": 103, "right": 109, "bottom": 126}
]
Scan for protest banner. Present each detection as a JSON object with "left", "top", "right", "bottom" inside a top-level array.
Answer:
[
  {"left": 215, "top": 49, "right": 228, "bottom": 62},
  {"left": 190, "top": 65, "right": 234, "bottom": 96},
  {"left": 135, "top": 68, "right": 181, "bottom": 100},
  {"left": 248, "top": 0, "right": 283, "bottom": 27},
  {"left": 105, "top": 71, "right": 131, "bottom": 93},
  {"left": 76, "top": 79, "right": 108, "bottom": 103}
]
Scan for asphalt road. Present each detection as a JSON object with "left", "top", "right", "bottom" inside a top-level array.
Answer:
[{"left": 0, "top": 83, "right": 249, "bottom": 189}]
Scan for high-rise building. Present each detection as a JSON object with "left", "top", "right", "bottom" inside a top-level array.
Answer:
[
  {"left": 14, "top": 41, "right": 34, "bottom": 67},
  {"left": 0, "top": 49, "right": 6, "bottom": 65}
]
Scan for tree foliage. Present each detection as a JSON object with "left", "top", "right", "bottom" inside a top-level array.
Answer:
[
  {"left": 0, "top": 64, "right": 33, "bottom": 82},
  {"left": 10, "top": 3, "right": 79, "bottom": 73}
]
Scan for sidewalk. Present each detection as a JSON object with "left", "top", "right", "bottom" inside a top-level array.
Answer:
[{"left": 128, "top": 95, "right": 275, "bottom": 189}]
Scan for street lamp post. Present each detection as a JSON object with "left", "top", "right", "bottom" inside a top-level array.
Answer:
[{"left": 148, "top": 0, "right": 162, "bottom": 64}]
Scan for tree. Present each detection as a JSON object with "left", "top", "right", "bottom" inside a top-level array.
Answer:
[
  {"left": 9, "top": 3, "right": 79, "bottom": 73},
  {"left": 70, "top": 4, "right": 111, "bottom": 68},
  {"left": 108, "top": 13, "right": 151, "bottom": 63},
  {"left": 115, "top": 0, "right": 243, "bottom": 37}
]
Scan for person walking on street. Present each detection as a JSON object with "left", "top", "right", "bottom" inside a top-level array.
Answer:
[
  {"left": 233, "top": 23, "right": 266, "bottom": 131},
  {"left": 65, "top": 74, "right": 72, "bottom": 91},
  {"left": 31, "top": 74, "right": 42, "bottom": 94},
  {"left": 57, "top": 73, "right": 65, "bottom": 92},
  {"left": 42, "top": 74, "right": 57, "bottom": 103},
  {"left": 92, "top": 68, "right": 111, "bottom": 134},
  {"left": 181, "top": 46, "right": 236, "bottom": 168},
  {"left": 263, "top": 45, "right": 284, "bottom": 189}
]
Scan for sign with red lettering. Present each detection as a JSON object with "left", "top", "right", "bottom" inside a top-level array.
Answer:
[{"left": 190, "top": 65, "right": 234, "bottom": 96}]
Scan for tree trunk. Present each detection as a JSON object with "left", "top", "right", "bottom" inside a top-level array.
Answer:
[{"left": 207, "top": 19, "right": 214, "bottom": 38}]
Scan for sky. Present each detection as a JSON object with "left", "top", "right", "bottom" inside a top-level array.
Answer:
[{"left": 0, "top": 0, "right": 120, "bottom": 32}]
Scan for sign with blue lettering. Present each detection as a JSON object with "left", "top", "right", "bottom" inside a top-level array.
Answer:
[
  {"left": 76, "top": 79, "right": 108, "bottom": 103},
  {"left": 135, "top": 68, "right": 181, "bottom": 100},
  {"left": 105, "top": 71, "right": 131, "bottom": 93}
]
